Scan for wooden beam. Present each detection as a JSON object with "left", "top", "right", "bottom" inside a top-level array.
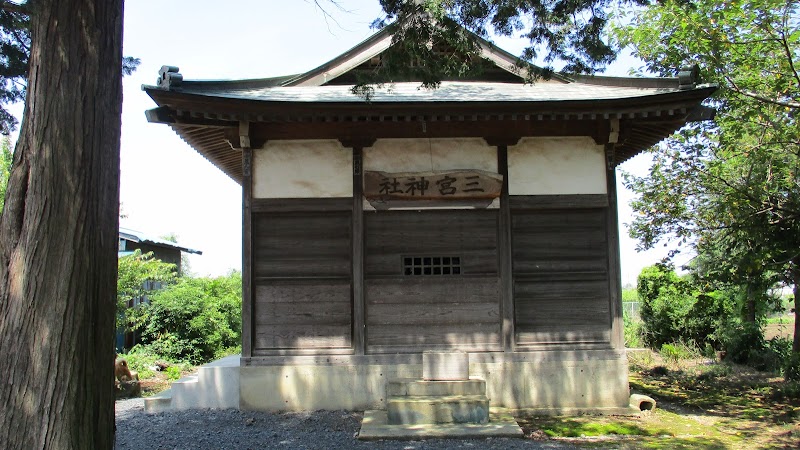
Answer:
[
  {"left": 483, "top": 136, "right": 520, "bottom": 147},
  {"left": 250, "top": 119, "right": 602, "bottom": 142},
  {"left": 241, "top": 146, "right": 254, "bottom": 359},
  {"left": 497, "top": 146, "right": 515, "bottom": 352},
  {"left": 508, "top": 194, "right": 608, "bottom": 210},
  {"left": 605, "top": 144, "right": 624, "bottom": 350},
  {"left": 251, "top": 198, "right": 352, "bottom": 213},
  {"left": 339, "top": 137, "right": 376, "bottom": 149},
  {"left": 351, "top": 147, "right": 366, "bottom": 356}
]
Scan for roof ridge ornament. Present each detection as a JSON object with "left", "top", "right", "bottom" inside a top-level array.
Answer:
[
  {"left": 678, "top": 64, "right": 700, "bottom": 90},
  {"left": 157, "top": 65, "right": 182, "bottom": 89}
]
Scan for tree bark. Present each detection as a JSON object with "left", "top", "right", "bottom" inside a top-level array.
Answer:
[
  {"left": 744, "top": 282, "right": 757, "bottom": 324},
  {"left": 0, "top": 1, "right": 123, "bottom": 449},
  {"left": 794, "top": 275, "right": 800, "bottom": 353}
]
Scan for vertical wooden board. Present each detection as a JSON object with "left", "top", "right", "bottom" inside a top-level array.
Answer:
[
  {"left": 242, "top": 147, "right": 253, "bottom": 358},
  {"left": 352, "top": 147, "right": 365, "bottom": 355},
  {"left": 498, "top": 146, "right": 515, "bottom": 352},
  {"left": 605, "top": 164, "right": 624, "bottom": 349}
]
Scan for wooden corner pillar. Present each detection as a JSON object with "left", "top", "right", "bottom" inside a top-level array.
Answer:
[
  {"left": 486, "top": 137, "right": 519, "bottom": 353},
  {"left": 341, "top": 138, "right": 375, "bottom": 356},
  {"left": 605, "top": 143, "right": 624, "bottom": 350},
  {"left": 241, "top": 122, "right": 255, "bottom": 359}
]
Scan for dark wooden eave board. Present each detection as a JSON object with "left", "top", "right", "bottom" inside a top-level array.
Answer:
[{"left": 145, "top": 85, "right": 715, "bottom": 184}]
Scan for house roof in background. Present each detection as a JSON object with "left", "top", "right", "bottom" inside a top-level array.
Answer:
[{"left": 119, "top": 227, "right": 203, "bottom": 255}]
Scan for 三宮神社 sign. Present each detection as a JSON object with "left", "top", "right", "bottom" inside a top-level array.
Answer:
[{"left": 364, "top": 170, "right": 503, "bottom": 201}]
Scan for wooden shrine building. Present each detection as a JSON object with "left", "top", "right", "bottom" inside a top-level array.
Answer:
[{"left": 144, "top": 27, "right": 715, "bottom": 412}]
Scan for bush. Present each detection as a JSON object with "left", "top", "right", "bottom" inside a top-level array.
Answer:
[
  {"left": 783, "top": 352, "right": 800, "bottom": 382},
  {"left": 637, "top": 265, "right": 734, "bottom": 350},
  {"left": 128, "top": 272, "right": 242, "bottom": 365},
  {"left": 660, "top": 342, "right": 699, "bottom": 363},
  {"left": 624, "top": 315, "right": 644, "bottom": 348},
  {"left": 638, "top": 265, "right": 695, "bottom": 348},
  {"left": 721, "top": 321, "right": 792, "bottom": 373}
]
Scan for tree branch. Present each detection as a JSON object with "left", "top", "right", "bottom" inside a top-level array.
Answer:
[
  {"left": 724, "top": 75, "right": 800, "bottom": 109},
  {"left": 0, "top": 1, "right": 28, "bottom": 15},
  {"left": 779, "top": 4, "right": 800, "bottom": 89}
]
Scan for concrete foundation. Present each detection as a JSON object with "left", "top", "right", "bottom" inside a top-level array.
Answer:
[
  {"left": 148, "top": 350, "right": 630, "bottom": 414},
  {"left": 240, "top": 350, "right": 630, "bottom": 413}
]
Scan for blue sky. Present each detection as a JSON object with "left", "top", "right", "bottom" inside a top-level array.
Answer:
[{"left": 116, "top": 0, "right": 673, "bottom": 282}]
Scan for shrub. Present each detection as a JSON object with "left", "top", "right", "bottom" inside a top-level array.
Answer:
[
  {"left": 164, "top": 365, "right": 182, "bottom": 381},
  {"left": 638, "top": 265, "right": 694, "bottom": 348},
  {"left": 637, "top": 265, "right": 734, "bottom": 350},
  {"left": 623, "top": 315, "right": 644, "bottom": 348},
  {"left": 128, "top": 271, "right": 242, "bottom": 365},
  {"left": 721, "top": 321, "right": 791, "bottom": 373},
  {"left": 660, "top": 342, "right": 699, "bottom": 363},
  {"left": 782, "top": 352, "right": 800, "bottom": 381}
]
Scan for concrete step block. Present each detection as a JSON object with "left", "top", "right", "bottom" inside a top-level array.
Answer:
[
  {"left": 387, "top": 394, "right": 490, "bottom": 425},
  {"left": 169, "top": 375, "right": 199, "bottom": 396},
  {"left": 387, "top": 378, "right": 486, "bottom": 397},
  {"left": 358, "top": 408, "right": 523, "bottom": 440},
  {"left": 143, "top": 389, "right": 172, "bottom": 413}
]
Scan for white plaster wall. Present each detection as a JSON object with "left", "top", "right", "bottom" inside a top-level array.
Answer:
[
  {"left": 508, "top": 137, "right": 607, "bottom": 195},
  {"left": 253, "top": 140, "right": 352, "bottom": 198},
  {"left": 364, "top": 138, "right": 497, "bottom": 173}
]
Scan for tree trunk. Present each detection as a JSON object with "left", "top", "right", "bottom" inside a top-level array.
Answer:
[
  {"left": 0, "top": 1, "right": 123, "bottom": 449},
  {"left": 745, "top": 282, "right": 757, "bottom": 323},
  {"left": 794, "top": 278, "right": 800, "bottom": 353}
]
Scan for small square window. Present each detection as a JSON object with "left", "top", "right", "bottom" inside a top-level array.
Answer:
[{"left": 402, "top": 255, "right": 462, "bottom": 276}]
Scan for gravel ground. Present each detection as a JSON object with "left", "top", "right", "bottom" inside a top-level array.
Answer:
[{"left": 115, "top": 398, "right": 580, "bottom": 450}]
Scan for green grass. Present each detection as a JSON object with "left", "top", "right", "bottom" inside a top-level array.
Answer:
[{"left": 516, "top": 354, "right": 800, "bottom": 449}]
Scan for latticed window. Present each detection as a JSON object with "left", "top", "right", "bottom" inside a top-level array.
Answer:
[{"left": 402, "top": 256, "right": 461, "bottom": 276}]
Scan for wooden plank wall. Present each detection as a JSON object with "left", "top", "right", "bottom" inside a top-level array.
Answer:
[
  {"left": 364, "top": 210, "right": 501, "bottom": 353},
  {"left": 251, "top": 199, "right": 353, "bottom": 354},
  {"left": 510, "top": 195, "right": 612, "bottom": 347}
]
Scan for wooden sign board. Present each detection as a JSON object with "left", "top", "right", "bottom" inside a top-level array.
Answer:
[{"left": 364, "top": 170, "right": 503, "bottom": 201}]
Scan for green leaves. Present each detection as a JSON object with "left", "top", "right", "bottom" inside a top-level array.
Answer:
[
  {"left": 367, "top": 0, "right": 639, "bottom": 87},
  {"left": 619, "top": 0, "right": 800, "bottom": 346},
  {"left": 126, "top": 272, "right": 242, "bottom": 364}
]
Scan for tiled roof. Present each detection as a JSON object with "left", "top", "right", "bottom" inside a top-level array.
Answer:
[{"left": 169, "top": 80, "right": 693, "bottom": 104}]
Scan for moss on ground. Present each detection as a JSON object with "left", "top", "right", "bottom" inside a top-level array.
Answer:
[{"left": 516, "top": 353, "right": 800, "bottom": 449}]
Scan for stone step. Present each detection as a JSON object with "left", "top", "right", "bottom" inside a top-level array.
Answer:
[
  {"left": 387, "top": 378, "right": 486, "bottom": 397},
  {"left": 358, "top": 408, "right": 523, "bottom": 440},
  {"left": 387, "top": 394, "right": 490, "bottom": 425},
  {"left": 143, "top": 388, "right": 172, "bottom": 413}
]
